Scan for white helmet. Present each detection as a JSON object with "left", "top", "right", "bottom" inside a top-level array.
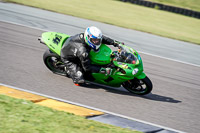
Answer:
[{"left": 84, "top": 26, "right": 102, "bottom": 51}]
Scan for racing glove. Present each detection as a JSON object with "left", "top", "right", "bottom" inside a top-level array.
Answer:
[
  {"left": 113, "top": 40, "right": 125, "bottom": 48},
  {"left": 99, "top": 67, "right": 112, "bottom": 76}
]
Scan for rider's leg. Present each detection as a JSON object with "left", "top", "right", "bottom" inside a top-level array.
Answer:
[{"left": 64, "top": 60, "right": 84, "bottom": 84}]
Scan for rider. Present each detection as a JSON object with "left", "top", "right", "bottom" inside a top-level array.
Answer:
[{"left": 60, "top": 26, "right": 123, "bottom": 85}]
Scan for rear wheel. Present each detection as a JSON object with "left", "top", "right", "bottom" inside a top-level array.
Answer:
[
  {"left": 43, "top": 49, "right": 66, "bottom": 76},
  {"left": 122, "top": 76, "right": 152, "bottom": 95}
]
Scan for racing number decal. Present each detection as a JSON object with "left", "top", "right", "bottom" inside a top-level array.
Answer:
[{"left": 53, "top": 34, "right": 62, "bottom": 45}]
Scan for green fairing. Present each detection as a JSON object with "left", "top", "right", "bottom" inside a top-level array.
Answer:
[
  {"left": 42, "top": 32, "right": 70, "bottom": 55},
  {"left": 89, "top": 44, "right": 112, "bottom": 65},
  {"left": 90, "top": 44, "right": 145, "bottom": 87},
  {"left": 135, "top": 72, "right": 146, "bottom": 79}
]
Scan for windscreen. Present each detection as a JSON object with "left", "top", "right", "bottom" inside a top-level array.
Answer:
[{"left": 113, "top": 50, "right": 138, "bottom": 64}]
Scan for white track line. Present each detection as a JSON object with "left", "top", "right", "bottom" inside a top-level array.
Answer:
[
  {"left": 138, "top": 50, "right": 200, "bottom": 68},
  {"left": 0, "top": 20, "right": 49, "bottom": 32},
  {"left": 1, "top": 20, "right": 199, "bottom": 68},
  {"left": 0, "top": 83, "right": 185, "bottom": 133}
]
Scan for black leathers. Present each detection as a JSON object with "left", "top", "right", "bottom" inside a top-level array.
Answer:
[{"left": 60, "top": 33, "right": 115, "bottom": 82}]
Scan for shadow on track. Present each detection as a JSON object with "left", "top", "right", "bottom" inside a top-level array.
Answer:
[
  {"left": 80, "top": 83, "right": 181, "bottom": 103},
  {"left": 140, "top": 93, "right": 181, "bottom": 103}
]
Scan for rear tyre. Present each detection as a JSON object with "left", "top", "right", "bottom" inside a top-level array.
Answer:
[
  {"left": 43, "top": 49, "right": 66, "bottom": 76},
  {"left": 122, "top": 76, "right": 152, "bottom": 95}
]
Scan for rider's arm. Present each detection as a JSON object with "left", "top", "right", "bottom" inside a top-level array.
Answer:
[
  {"left": 78, "top": 46, "right": 101, "bottom": 73},
  {"left": 102, "top": 35, "right": 122, "bottom": 47},
  {"left": 102, "top": 35, "right": 116, "bottom": 46}
]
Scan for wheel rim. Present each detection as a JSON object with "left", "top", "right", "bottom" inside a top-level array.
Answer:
[
  {"left": 124, "top": 79, "right": 148, "bottom": 94},
  {"left": 46, "top": 57, "right": 65, "bottom": 74}
]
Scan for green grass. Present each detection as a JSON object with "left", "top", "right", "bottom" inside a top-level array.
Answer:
[
  {"left": 4, "top": 0, "right": 200, "bottom": 45},
  {"left": 0, "top": 95, "right": 140, "bottom": 133},
  {"left": 147, "top": 0, "right": 200, "bottom": 12}
]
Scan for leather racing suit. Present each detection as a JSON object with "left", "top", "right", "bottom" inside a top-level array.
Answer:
[{"left": 60, "top": 33, "right": 117, "bottom": 83}]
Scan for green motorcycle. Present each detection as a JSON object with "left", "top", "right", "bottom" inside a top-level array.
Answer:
[{"left": 38, "top": 32, "right": 152, "bottom": 95}]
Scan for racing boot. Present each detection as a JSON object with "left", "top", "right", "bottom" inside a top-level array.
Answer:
[{"left": 73, "top": 71, "right": 85, "bottom": 86}]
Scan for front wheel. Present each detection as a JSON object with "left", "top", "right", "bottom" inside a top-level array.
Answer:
[{"left": 122, "top": 76, "right": 153, "bottom": 95}]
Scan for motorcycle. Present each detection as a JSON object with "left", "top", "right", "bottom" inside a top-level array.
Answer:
[{"left": 38, "top": 32, "right": 153, "bottom": 95}]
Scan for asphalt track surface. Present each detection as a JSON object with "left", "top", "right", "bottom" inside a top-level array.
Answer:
[
  {"left": 0, "top": 3, "right": 200, "bottom": 133},
  {"left": 0, "top": 3, "right": 200, "bottom": 67}
]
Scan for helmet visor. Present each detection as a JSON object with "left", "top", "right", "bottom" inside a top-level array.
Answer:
[{"left": 90, "top": 38, "right": 101, "bottom": 46}]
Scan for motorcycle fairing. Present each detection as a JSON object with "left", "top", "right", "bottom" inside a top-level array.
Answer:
[
  {"left": 90, "top": 45, "right": 146, "bottom": 87},
  {"left": 89, "top": 44, "right": 112, "bottom": 65},
  {"left": 42, "top": 32, "right": 70, "bottom": 56}
]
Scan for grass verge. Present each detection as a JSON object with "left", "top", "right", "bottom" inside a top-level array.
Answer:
[
  {"left": 3, "top": 0, "right": 200, "bottom": 45},
  {"left": 0, "top": 95, "right": 140, "bottom": 133}
]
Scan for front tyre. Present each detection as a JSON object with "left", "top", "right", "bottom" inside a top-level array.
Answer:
[
  {"left": 43, "top": 49, "right": 66, "bottom": 76},
  {"left": 122, "top": 76, "right": 152, "bottom": 95}
]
